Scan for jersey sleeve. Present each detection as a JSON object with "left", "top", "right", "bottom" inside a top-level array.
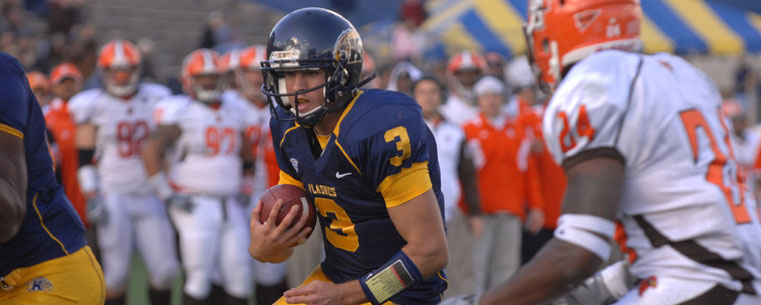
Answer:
[
  {"left": 153, "top": 96, "right": 186, "bottom": 125},
  {"left": 68, "top": 89, "right": 99, "bottom": 124},
  {"left": 0, "top": 53, "right": 31, "bottom": 138},
  {"left": 344, "top": 101, "right": 433, "bottom": 208},
  {"left": 542, "top": 52, "right": 640, "bottom": 168},
  {"left": 269, "top": 108, "right": 303, "bottom": 189}
]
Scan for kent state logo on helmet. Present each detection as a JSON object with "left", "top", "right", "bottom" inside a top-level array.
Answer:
[
  {"left": 261, "top": 7, "right": 374, "bottom": 127},
  {"left": 524, "top": 0, "right": 641, "bottom": 93}
]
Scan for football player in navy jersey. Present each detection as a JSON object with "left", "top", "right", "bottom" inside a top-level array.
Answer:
[
  {"left": 248, "top": 7, "right": 449, "bottom": 305},
  {"left": 0, "top": 52, "right": 104, "bottom": 304}
]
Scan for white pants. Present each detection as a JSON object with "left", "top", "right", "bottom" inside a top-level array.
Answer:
[
  {"left": 615, "top": 276, "right": 761, "bottom": 305},
  {"left": 170, "top": 194, "right": 252, "bottom": 299},
  {"left": 472, "top": 213, "right": 521, "bottom": 294},
  {"left": 97, "top": 192, "right": 180, "bottom": 291}
]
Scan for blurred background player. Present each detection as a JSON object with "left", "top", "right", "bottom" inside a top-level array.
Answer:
[
  {"left": 229, "top": 44, "right": 291, "bottom": 305},
  {"left": 251, "top": 7, "right": 448, "bottom": 305},
  {"left": 441, "top": 50, "right": 487, "bottom": 125},
  {"left": 386, "top": 61, "right": 422, "bottom": 96},
  {"left": 220, "top": 48, "right": 241, "bottom": 93},
  {"left": 476, "top": 0, "right": 761, "bottom": 304},
  {"left": 26, "top": 71, "right": 51, "bottom": 108},
  {"left": 68, "top": 39, "right": 180, "bottom": 305},
  {"left": 44, "top": 62, "right": 87, "bottom": 227},
  {"left": 412, "top": 75, "right": 483, "bottom": 297},
  {"left": 0, "top": 52, "right": 104, "bottom": 304},
  {"left": 143, "top": 48, "right": 254, "bottom": 305},
  {"left": 462, "top": 75, "right": 545, "bottom": 294},
  {"left": 483, "top": 52, "right": 506, "bottom": 82}
]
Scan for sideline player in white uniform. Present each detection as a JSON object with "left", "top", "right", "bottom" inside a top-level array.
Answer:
[
  {"left": 142, "top": 49, "right": 254, "bottom": 305},
  {"left": 69, "top": 39, "right": 180, "bottom": 305},
  {"left": 470, "top": 1, "right": 761, "bottom": 304},
  {"left": 229, "top": 44, "right": 291, "bottom": 305}
]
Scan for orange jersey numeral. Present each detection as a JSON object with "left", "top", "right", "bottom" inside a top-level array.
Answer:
[
  {"left": 558, "top": 105, "right": 596, "bottom": 153},
  {"left": 679, "top": 109, "right": 750, "bottom": 224}
]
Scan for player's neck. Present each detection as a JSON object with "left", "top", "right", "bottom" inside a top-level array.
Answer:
[{"left": 314, "top": 112, "right": 340, "bottom": 136}]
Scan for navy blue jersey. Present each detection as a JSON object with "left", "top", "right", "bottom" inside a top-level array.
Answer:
[
  {"left": 0, "top": 52, "right": 86, "bottom": 277},
  {"left": 271, "top": 89, "right": 447, "bottom": 304}
]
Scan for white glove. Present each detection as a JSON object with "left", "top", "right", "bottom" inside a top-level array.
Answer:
[
  {"left": 440, "top": 294, "right": 480, "bottom": 305},
  {"left": 85, "top": 195, "right": 107, "bottom": 225},
  {"left": 147, "top": 172, "right": 174, "bottom": 202}
]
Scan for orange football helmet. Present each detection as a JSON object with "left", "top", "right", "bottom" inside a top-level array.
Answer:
[
  {"left": 446, "top": 51, "right": 486, "bottom": 102},
  {"left": 524, "top": 0, "right": 641, "bottom": 92},
  {"left": 26, "top": 71, "right": 51, "bottom": 92},
  {"left": 237, "top": 45, "right": 266, "bottom": 98},
  {"left": 98, "top": 39, "right": 143, "bottom": 97},
  {"left": 220, "top": 49, "right": 241, "bottom": 72},
  {"left": 181, "top": 49, "right": 224, "bottom": 103}
]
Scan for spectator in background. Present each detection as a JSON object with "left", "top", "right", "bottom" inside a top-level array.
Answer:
[
  {"left": 441, "top": 51, "right": 486, "bottom": 125},
  {"left": 137, "top": 37, "right": 158, "bottom": 82},
  {"left": 47, "top": 0, "right": 84, "bottom": 35},
  {"left": 45, "top": 62, "right": 87, "bottom": 226},
  {"left": 386, "top": 61, "right": 422, "bottom": 96},
  {"left": 66, "top": 24, "right": 99, "bottom": 90},
  {"left": 413, "top": 76, "right": 483, "bottom": 297},
  {"left": 26, "top": 71, "right": 51, "bottom": 108},
  {"left": 200, "top": 11, "right": 243, "bottom": 54},
  {"left": 392, "top": 0, "right": 426, "bottom": 63},
  {"left": 484, "top": 52, "right": 507, "bottom": 82},
  {"left": 462, "top": 76, "right": 545, "bottom": 294}
]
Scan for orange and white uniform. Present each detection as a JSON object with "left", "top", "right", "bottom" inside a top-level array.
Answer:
[{"left": 544, "top": 50, "right": 761, "bottom": 303}]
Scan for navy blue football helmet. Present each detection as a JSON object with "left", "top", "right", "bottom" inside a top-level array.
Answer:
[{"left": 261, "top": 7, "right": 373, "bottom": 127}]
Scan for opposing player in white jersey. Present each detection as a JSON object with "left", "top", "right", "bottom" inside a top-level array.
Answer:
[
  {"left": 472, "top": 1, "right": 761, "bottom": 304},
  {"left": 69, "top": 39, "right": 180, "bottom": 305},
  {"left": 228, "top": 44, "right": 290, "bottom": 305},
  {"left": 142, "top": 49, "right": 254, "bottom": 305}
]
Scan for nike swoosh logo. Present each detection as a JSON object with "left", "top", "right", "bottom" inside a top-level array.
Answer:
[{"left": 336, "top": 172, "right": 352, "bottom": 179}]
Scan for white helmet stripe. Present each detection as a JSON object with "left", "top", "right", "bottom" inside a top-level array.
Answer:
[
  {"left": 112, "top": 40, "right": 128, "bottom": 67},
  {"left": 202, "top": 50, "right": 216, "bottom": 73}
]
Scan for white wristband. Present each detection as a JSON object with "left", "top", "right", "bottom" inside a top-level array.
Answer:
[
  {"left": 76, "top": 165, "right": 98, "bottom": 194},
  {"left": 557, "top": 214, "right": 616, "bottom": 237},
  {"left": 148, "top": 172, "right": 174, "bottom": 201},
  {"left": 554, "top": 224, "right": 612, "bottom": 261}
]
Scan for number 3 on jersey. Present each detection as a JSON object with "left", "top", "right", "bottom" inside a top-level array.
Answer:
[
  {"left": 315, "top": 198, "right": 359, "bottom": 252},
  {"left": 558, "top": 105, "right": 596, "bottom": 153},
  {"left": 680, "top": 109, "right": 751, "bottom": 224}
]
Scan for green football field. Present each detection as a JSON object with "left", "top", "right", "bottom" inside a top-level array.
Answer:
[{"left": 126, "top": 255, "right": 258, "bottom": 305}]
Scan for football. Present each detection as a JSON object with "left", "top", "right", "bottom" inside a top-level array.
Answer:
[{"left": 259, "top": 184, "right": 317, "bottom": 235}]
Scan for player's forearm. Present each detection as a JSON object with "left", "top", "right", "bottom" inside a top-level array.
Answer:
[
  {"left": 338, "top": 280, "right": 369, "bottom": 304},
  {"left": 141, "top": 140, "right": 165, "bottom": 176},
  {"left": 0, "top": 178, "right": 25, "bottom": 243},
  {"left": 401, "top": 238, "right": 448, "bottom": 279},
  {"left": 479, "top": 239, "right": 601, "bottom": 305},
  {"left": 251, "top": 246, "right": 293, "bottom": 264}
]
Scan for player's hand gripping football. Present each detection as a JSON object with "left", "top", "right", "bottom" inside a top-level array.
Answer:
[
  {"left": 249, "top": 198, "right": 312, "bottom": 263},
  {"left": 284, "top": 280, "right": 362, "bottom": 305}
]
